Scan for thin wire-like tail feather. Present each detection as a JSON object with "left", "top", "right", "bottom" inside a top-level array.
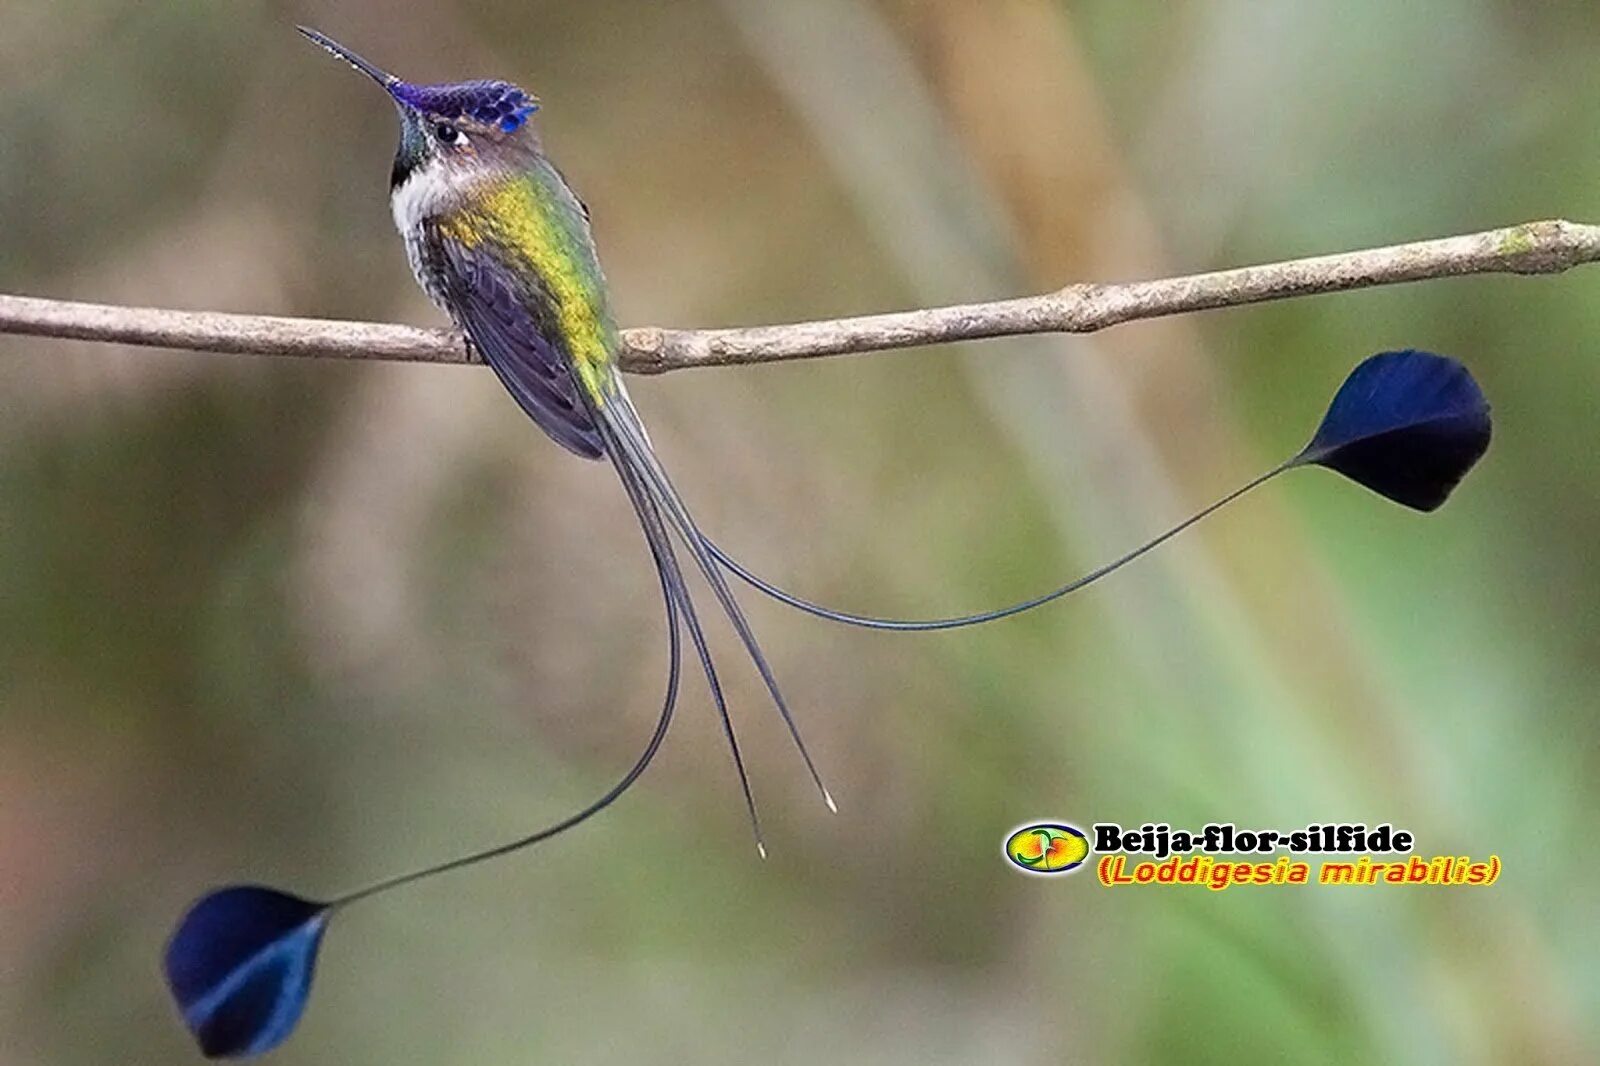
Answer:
[
  {"left": 600, "top": 407, "right": 769, "bottom": 857},
  {"left": 603, "top": 394, "right": 835, "bottom": 813},
  {"left": 703, "top": 464, "right": 1292, "bottom": 632},
  {"left": 329, "top": 488, "right": 685, "bottom": 909}
]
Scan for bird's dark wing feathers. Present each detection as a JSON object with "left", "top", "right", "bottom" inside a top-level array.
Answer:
[{"left": 431, "top": 228, "right": 605, "bottom": 460}]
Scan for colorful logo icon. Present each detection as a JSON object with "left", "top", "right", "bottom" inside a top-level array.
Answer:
[{"left": 1005, "top": 823, "right": 1090, "bottom": 874}]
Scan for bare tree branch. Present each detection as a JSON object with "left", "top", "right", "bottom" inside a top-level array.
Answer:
[{"left": 3, "top": 219, "right": 1596, "bottom": 375}]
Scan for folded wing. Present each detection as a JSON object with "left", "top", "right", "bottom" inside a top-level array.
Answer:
[{"left": 432, "top": 229, "right": 606, "bottom": 460}]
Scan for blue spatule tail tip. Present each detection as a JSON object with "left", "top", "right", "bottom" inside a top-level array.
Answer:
[
  {"left": 1295, "top": 349, "right": 1492, "bottom": 511},
  {"left": 163, "top": 886, "right": 329, "bottom": 1059}
]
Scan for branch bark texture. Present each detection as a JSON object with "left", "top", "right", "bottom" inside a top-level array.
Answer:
[{"left": 2, "top": 219, "right": 1596, "bottom": 375}]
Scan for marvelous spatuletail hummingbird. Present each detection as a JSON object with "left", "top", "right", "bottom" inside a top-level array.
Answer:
[{"left": 161, "top": 27, "right": 1494, "bottom": 1059}]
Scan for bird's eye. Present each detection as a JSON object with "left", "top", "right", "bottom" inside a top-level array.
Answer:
[{"left": 434, "top": 123, "right": 467, "bottom": 148}]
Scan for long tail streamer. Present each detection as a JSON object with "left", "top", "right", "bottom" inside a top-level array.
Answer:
[
  {"left": 164, "top": 477, "right": 686, "bottom": 1059},
  {"left": 161, "top": 349, "right": 1491, "bottom": 1058},
  {"left": 706, "top": 350, "right": 1492, "bottom": 632},
  {"left": 601, "top": 390, "right": 837, "bottom": 814}
]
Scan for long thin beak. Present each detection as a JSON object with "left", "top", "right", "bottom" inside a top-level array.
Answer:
[{"left": 296, "top": 26, "right": 399, "bottom": 90}]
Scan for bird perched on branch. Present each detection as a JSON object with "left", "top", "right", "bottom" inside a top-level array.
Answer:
[
  {"left": 297, "top": 27, "right": 835, "bottom": 854},
  {"left": 160, "top": 27, "right": 1492, "bottom": 1059}
]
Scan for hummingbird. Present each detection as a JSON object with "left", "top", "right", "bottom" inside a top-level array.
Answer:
[
  {"left": 159, "top": 27, "right": 1491, "bottom": 1059},
  {"left": 296, "top": 27, "right": 841, "bottom": 855}
]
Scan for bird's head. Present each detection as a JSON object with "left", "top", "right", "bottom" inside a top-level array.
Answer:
[{"left": 298, "top": 27, "right": 541, "bottom": 193}]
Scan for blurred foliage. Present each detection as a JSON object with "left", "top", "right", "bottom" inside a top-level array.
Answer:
[{"left": 2, "top": 1, "right": 1597, "bottom": 1064}]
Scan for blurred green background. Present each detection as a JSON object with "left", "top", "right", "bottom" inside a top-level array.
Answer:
[{"left": 3, "top": 1, "right": 1597, "bottom": 1063}]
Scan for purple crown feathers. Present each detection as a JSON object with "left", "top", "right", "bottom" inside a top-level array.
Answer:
[{"left": 391, "top": 80, "right": 539, "bottom": 133}]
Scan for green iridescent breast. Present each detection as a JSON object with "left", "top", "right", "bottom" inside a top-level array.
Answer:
[{"left": 436, "top": 165, "right": 619, "bottom": 400}]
